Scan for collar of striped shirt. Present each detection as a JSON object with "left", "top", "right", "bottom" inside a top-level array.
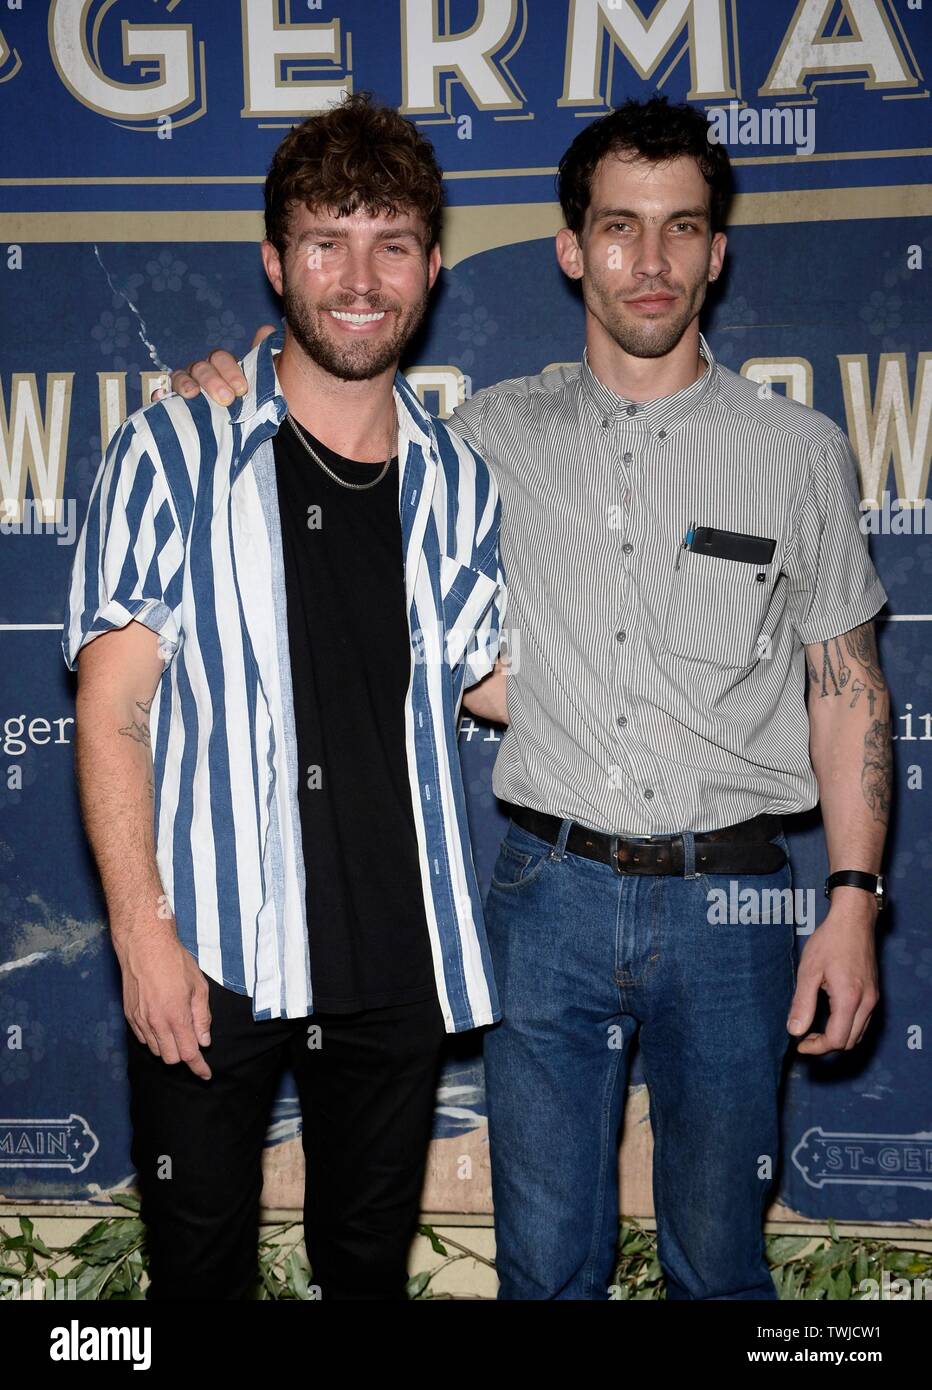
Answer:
[
  {"left": 63, "top": 322, "right": 506, "bottom": 1032},
  {"left": 578, "top": 331, "right": 719, "bottom": 439}
]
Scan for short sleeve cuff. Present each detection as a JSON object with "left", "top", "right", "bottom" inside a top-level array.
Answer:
[
  {"left": 794, "top": 575, "right": 889, "bottom": 646},
  {"left": 62, "top": 597, "right": 180, "bottom": 671}
]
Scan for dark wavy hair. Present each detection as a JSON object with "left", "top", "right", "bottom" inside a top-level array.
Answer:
[
  {"left": 264, "top": 91, "right": 444, "bottom": 257},
  {"left": 557, "top": 95, "right": 733, "bottom": 235}
]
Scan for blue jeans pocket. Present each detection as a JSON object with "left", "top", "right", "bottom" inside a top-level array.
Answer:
[{"left": 490, "top": 830, "right": 551, "bottom": 892}]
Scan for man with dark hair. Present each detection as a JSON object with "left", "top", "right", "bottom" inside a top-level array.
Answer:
[
  {"left": 63, "top": 92, "right": 506, "bottom": 1300},
  {"left": 172, "top": 95, "right": 890, "bottom": 1302}
]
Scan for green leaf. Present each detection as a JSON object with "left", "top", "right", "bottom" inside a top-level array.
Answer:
[
  {"left": 406, "top": 1269, "right": 432, "bottom": 1299},
  {"left": 283, "top": 1249, "right": 311, "bottom": 1300},
  {"left": 107, "top": 1192, "right": 141, "bottom": 1214},
  {"left": 73, "top": 1262, "right": 115, "bottom": 1300},
  {"left": 418, "top": 1225, "right": 448, "bottom": 1257},
  {"left": 72, "top": 1221, "right": 144, "bottom": 1266},
  {"left": 767, "top": 1235, "right": 811, "bottom": 1264}
]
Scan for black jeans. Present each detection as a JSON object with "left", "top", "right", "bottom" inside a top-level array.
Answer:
[{"left": 125, "top": 974, "right": 447, "bottom": 1300}]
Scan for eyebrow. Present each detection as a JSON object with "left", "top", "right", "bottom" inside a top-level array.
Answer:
[
  {"left": 296, "top": 225, "right": 423, "bottom": 243},
  {"left": 592, "top": 206, "right": 709, "bottom": 223}
]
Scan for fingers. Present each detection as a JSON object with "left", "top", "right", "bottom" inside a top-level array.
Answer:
[
  {"left": 190, "top": 985, "right": 212, "bottom": 1049},
  {"left": 252, "top": 323, "right": 276, "bottom": 350},
  {"left": 845, "top": 991, "right": 879, "bottom": 1050},
  {"left": 786, "top": 967, "right": 820, "bottom": 1039},
  {"left": 795, "top": 987, "right": 866, "bottom": 1055},
  {"left": 175, "top": 354, "right": 242, "bottom": 406},
  {"left": 149, "top": 373, "right": 172, "bottom": 404},
  {"left": 176, "top": 1028, "right": 212, "bottom": 1081},
  {"left": 159, "top": 1018, "right": 212, "bottom": 1079},
  {"left": 136, "top": 1019, "right": 162, "bottom": 1056},
  {"left": 127, "top": 1017, "right": 150, "bottom": 1048},
  {"left": 148, "top": 331, "right": 274, "bottom": 406},
  {"left": 133, "top": 1013, "right": 212, "bottom": 1079}
]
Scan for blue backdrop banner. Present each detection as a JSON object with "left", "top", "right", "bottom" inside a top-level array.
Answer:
[{"left": 0, "top": 0, "right": 930, "bottom": 1226}]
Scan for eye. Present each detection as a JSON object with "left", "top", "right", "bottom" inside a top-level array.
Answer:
[
  {"left": 382, "top": 243, "right": 407, "bottom": 254},
  {"left": 671, "top": 222, "right": 697, "bottom": 233},
  {"left": 608, "top": 222, "right": 632, "bottom": 233}
]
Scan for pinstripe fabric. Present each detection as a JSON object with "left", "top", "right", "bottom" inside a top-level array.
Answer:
[
  {"left": 450, "top": 332, "right": 887, "bottom": 837},
  {"left": 62, "top": 325, "right": 506, "bottom": 1031}
]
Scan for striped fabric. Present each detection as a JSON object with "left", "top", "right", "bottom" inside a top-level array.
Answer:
[
  {"left": 449, "top": 331, "right": 888, "bottom": 837},
  {"left": 63, "top": 325, "right": 506, "bottom": 1031}
]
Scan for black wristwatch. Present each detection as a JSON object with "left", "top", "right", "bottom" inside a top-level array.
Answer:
[{"left": 825, "top": 871, "right": 885, "bottom": 912}]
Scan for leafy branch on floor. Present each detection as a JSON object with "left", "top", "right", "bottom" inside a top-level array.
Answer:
[{"left": 0, "top": 1201, "right": 928, "bottom": 1300}]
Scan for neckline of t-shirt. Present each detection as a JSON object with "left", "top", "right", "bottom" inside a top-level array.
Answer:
[{"left": 282, "top": 420, "right": 399, "bottom": 478}]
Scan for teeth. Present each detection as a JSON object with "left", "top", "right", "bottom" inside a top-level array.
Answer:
[{"left": 329, "top": 310, "right": 385, "bottom": 323}]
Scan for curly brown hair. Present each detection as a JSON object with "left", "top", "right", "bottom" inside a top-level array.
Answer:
[{"left": 264, "top": 91, "right": 444, "bottom": 258}]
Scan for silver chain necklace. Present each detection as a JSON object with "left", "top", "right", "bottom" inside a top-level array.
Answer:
[{"left": 284, "top": 411, "right": 394, "bottom": 491}]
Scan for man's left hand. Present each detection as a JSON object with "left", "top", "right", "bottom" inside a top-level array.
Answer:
[{"left": 787, "top": 888, "right": 880, "bottom": 1053}]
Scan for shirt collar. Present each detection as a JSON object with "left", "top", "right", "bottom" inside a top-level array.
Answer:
[
  {"left": 230, "top": 318, "right": 437, "bottom": 456},
  {"left": 578, "top": 331, "right": 719, "bottom": 439}
]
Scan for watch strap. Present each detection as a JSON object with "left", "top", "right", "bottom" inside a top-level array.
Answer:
[{"left": 825, "top": 870, "right": 884, "bottom": 909}]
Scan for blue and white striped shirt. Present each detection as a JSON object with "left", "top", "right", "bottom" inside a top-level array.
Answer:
[{"left": 63, "top": 326, "right": 506, "bottom": 1031}]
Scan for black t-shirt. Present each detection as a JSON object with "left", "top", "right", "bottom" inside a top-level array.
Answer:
[{"left": 272, "top": 416, "right": 436, "bottom": 1012}]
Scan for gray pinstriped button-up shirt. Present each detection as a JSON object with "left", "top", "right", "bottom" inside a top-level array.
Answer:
[{"left": 450, "top": 333, "right": 888, "bottom": 836}]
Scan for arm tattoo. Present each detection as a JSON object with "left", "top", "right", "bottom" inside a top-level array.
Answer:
[
  {"left": 844, "top": 623, "right": 884, "bottom": 688},
  {"left": 862, "top": 716, "right": 892, "bottom": 823},
  {"left": 809, "top": 637, "right": 851, "bottom": 697},
  {"left": 118, "top": 695, "right": 154, "bottom": 747}
]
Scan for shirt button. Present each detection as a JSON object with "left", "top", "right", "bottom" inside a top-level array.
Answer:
[
  {"left": 601, "top": 416, "right": 610, "bottom": 428},
  {"left": 616, "top": 630, "right": 627, "bottom": 643},
  {"left": 658, "top": 429, "right": 667, "bottom": 439},
  {"left": 643, "top": 788, "right": 654, "bottom": 799},
  {"left": 617, "top": 714, "right": 628, "bottom": 728},
  {"left": 626, "top": 404, "right": 638, "bottom": 417},
  {"left": 622, "top": 542, "right": 634, "bottom": 555},
  {"left": 622, "top": 451, "right": 633, "bottom": 463}
]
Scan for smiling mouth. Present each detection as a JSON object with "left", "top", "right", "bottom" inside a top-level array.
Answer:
[{"left": 328, "top": 309, "right": 387, "bottom": 324}]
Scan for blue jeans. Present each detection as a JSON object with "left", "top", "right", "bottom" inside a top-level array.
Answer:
[{"left": 482, "top": 816, "right": 796, "bottom": 1300}]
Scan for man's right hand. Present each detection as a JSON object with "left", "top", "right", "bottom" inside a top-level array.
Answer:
[
  {"left": 116, "top": 924, "right": 214, "bottom": 1080},
  {"left": 153, "top": 324, "right": 277, "bottom": 405}
]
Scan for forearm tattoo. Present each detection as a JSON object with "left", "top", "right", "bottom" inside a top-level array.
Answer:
[
  {"left": 119, "top": 695, "right": 156, "bottom": 800},
  {"left": 118, "top": 695, "right": 153, "bottom": 746},
  {"left": 806, "top": 636, "right": 850, "bottom": 697},
  {"left": 844, "top": 624, "right": 885, "bottom": 690},
  {"left": 808, "top": 622, "right": 892, "bottom": 818},
  {"left": 862, "top": 715, "right": 892, "bottom": 824},
  {"left": 807, "top": 623, "right": 885, "bottom": 711}
]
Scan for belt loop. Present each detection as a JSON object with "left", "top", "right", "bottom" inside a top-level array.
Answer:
[
  {"left": 550, "top": 817, "right": 573, "bottom": 862},
  {"left": 682, "top": 830, "right": 697, "bottom": 879}
]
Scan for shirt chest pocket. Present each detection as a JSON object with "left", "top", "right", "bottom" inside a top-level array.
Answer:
[
  {"left": 439, "top": 553, "right": 500, "bottom": 669},
  {"left": 662, "top": 550, "right": 786, "bottom": 669}
]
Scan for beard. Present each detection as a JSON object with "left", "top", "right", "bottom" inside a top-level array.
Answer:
[
  {"left": 281, "top": 270, "right": 430, "bottom": 382},
  {"left": 582, "top": 266, "right": 708, "bottom": 359}
]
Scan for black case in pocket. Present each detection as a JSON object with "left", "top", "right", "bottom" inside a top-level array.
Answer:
[{"left": 690, "top": 526, "right": 776, "bottom": 565}]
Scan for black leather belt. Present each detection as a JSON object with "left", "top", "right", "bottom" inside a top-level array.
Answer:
[{"left": 504, "top": 803, "right": 787, "bottom": 876}]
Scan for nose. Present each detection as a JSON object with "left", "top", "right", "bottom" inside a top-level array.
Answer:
[
  {"left": 339, "top": 246, "right": 381, "bottom": 300},
  {"left": 630, "top": 228, "right": 670, "bottom": 283}
]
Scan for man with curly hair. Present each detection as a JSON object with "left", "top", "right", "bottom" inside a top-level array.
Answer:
[{"left": 63, "top": 93, "right": 506, "bottom": 1301}]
